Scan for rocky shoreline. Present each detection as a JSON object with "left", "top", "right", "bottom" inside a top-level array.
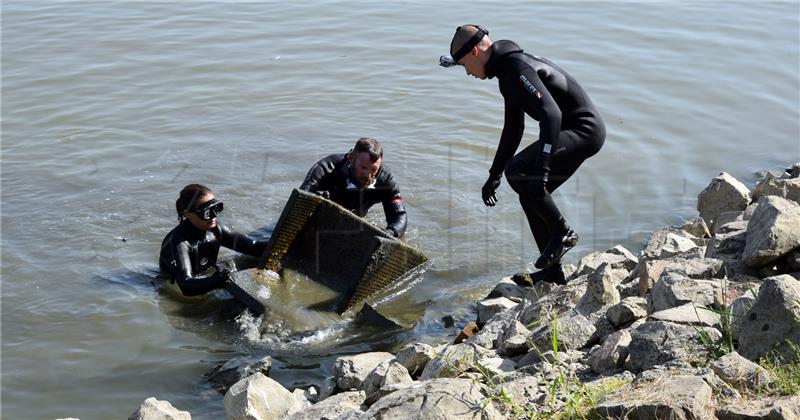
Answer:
[{"left": 116, "top": 164, "right": 800, "bottom": 419}]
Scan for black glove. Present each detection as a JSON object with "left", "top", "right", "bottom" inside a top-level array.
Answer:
[
  {"left": 482, "top": 174, "right": 502, "bottom": 206},
  {"left": 315, "top": 190, "right": 331, "bottom": 199}
]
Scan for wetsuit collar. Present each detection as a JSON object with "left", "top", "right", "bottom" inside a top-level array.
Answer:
[
  {"left": 179, "top": 218, "right": 208, "bottom": 240},
  {"left": 485, "top": 40, "right": 524, "bottom": 79}
]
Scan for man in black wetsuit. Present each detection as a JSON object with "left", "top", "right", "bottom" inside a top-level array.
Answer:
[
  {"left": 299, "top": 137, "right": 408, "bottom": 238},
  {"left": 440, "top": 25, "right": 605, "bottom": 285}
]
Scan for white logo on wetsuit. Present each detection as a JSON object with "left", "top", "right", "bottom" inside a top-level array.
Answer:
[{"left": 519, "top": 75, "right": 543, "bottom": 99}]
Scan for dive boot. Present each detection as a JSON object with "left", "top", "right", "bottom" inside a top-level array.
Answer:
[
  {"left": 511, "top": 265, "right": 567, "bottom": 287},
  {"left": 534, "top": 228, "right": 579, "bottom": 269}
]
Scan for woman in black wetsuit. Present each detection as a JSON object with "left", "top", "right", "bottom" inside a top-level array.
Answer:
[{"left": 159, "top": 184, "right": 268, "bottom": 296}]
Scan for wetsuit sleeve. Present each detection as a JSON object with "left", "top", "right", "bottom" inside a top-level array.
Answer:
[
  {"left": 381, "top": 173, "right": 407, "bottom": 238},
  {"left": 489, "top": 85, "right": 526, "bottom": 177},
  {"left": 173, "top": 241, "right": 226, "bottom": 296},
  {"left": 516, "top": 66, "right": 562, "bottom": 169},
  {"left": 218, "top": 223, "right": 268, "bottom": 259},
  {"left": 299, "top": 157, "right": 335, "bottom": 193}
]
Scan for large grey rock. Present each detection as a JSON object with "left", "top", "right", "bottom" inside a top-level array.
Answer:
[
  {"left": 420, "top": 343, "right": 486, "bottom": 380},
  {"left": 626, "top": 321, "right": 721, "bottom": 372},
  {"left": 361, "top": 360, "right": 412, "bottom": 397},
  {"left": 496, "top": 320, "right": 531, "bottom": 357},
  {"left": 128, "top": 397, "right": 191, "bottom": 420},
  {"left": 738, "top": 275, "right": 800, "bottom": 361},
  {"left": 477, "top": 356, "right": 517, "bottom": 378},
  {"left": 466, "top": 306, "right": 522, "bottom": 350},
  {"left": 593, "top": 375, "right": 713, "bottom": 420},
  {"left": 207, "top": 355, "right": 272, "bottom": 394},
  {"left": 753, "top": 171, "right": 800, "bottom": 204},
  {"left": 649, "top": 273, "right": 721, "bottom": 313},
  {"left": 681, "top": 217, "right": 711, "bottom": 239},
  {"left": 697, "top": 172, "right": 752, "bottom": 228},
  {"left": 587, "top": 262, "right": 622, "bottom": 305},
  {"left": 364, "top": 378, "right": 501, "bottom": 419},
  {"left": 573, "top": 246, "right": 637, "bottom": 277},
  {"left": 649, "top": 303, "right": 721, "bottom": 327},
  {"left": 607, "top": 297, "right": 648, "bottom": 328},
  {"left": 394, "top": 343, "right": 436, "bottom": 378},
  {"left": 715, "top": 396, "right": 800, "bottom": 420},
  {"left": 588, "top": 329, "right": 631, "bottom": 374},
  {"left": 519, "top": 280, "right": 588, "bottom": 326},
  {"left": 485, "top": 277, "right": 527, "bottom": 302},
  {"left": 476, "top": 297, "right": 518, "bottom": 327},
  {"left": 285, "top": 391, "right": 366, "bottom": 420},
  {"left": 713, "top": 211, "right": 745, "bottom": 234},
  {"left": 333, "top": 352, "right": 395, "bottom": 391},
  {"left": 224, "top": 373, "right": 301, "bottom": 420},
  {"left": 710, "top": 352, "right": 772, "bottom": 393},
  {"left": 642, "top": 228, "right": 704, "bottom": 263},
  {"left": 527, "top": 312, "right": 595, "bottom": 353},
  {"left": 743, "top": 196, "right": 800, "bottom": 267},
  {"left": 639, "top": 256, "right": 725, "bottom": 297}
]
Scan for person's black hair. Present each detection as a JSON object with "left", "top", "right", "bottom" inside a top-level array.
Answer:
[
  {"left": 176, "top": 184, "right": 213, "bottom": 221},
  {"left": 352, "top": 137, "right": 383, "bottom": 162}
]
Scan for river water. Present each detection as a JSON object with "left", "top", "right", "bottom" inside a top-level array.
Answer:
[{"left": 2, "top": 1, "right": 798, "bottom": 418}]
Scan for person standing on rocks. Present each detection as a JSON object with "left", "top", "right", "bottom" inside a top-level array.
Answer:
[
  {"left": 300, "top": 137, "right": 408, "bottom": 238},
  {"left": 440, "top": 24, "right": 606, "bottom": 285}
]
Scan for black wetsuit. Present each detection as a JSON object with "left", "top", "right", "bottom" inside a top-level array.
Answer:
[
  {"left": 159, "top": 220, "right": 268, "bottom": 296},
  {"left": 486, "top": 40, "right": 605, "bottom": 256},
  {"left": 299, "top": 153, "right": 408, "bottom": 238}
]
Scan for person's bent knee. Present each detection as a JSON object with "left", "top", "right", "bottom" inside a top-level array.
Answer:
[{"left": 504, "top": 159, "right": 526, "bottom": 194}]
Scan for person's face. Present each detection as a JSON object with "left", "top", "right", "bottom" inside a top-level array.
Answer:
[
  {"left": 458, "top": 47, "right": 487, "bottom": 79},
  {"left": 348, "top": 152, "right": 382, "bottom": 189},
  {"left": 184, "top": 194, "right": 217, "bottom": 231}
]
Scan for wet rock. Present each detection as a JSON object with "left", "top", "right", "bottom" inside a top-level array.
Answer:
[
  {"left": 128, "top": 397, "right": 190, "bottom": 420},
  {"left": 333, "top": 352, "right": 395, "bottom": 391},
  {"left": 485, "top": 277, "right": 526, "bottom": 302},
  {"left": 527, "top": 312, "right": 595, "bottom": 352},
  {"left": 587, "top": 329, "right": 631, "bottom": 374},
  {"left": 318, "top": 376, "right": 338, "bottom": 401},
  {"left": 710, "top": 351, "right": 772, "bottom": 393},
  {"left": 206, "top": 355, "right": 272, "bottom": 394},
  {"left": 697, "top": 172, "right": 752, "bottom": 228},
  {"left": 593, "top": 374, "right": 713, "bottom": 420},
  {"left": 573, "top": 246, "right": 637, "bottom": 277},
  {"left": 285, "top": 391, "right": 366, "bottom": 420},
  {"left": 587, "top": 262, "right": 621, "bottom": 305},
  {"left": 496, "top": 320, "right": 531, "bottom": 357},
  {"left": 753, "top": 171, "right": 800, "bottom": 204},
  {"left": 743, "top": 196, "right": 800, "bottom": 268},
  {"left": 737, "top": 274, "right": 800, "bottom": 362},
  {"left": 626, "top": 321, "right": 721, "bottom": 372},
  {"left": 364, "top": 378, "right": 501, "bottom": 419},
  {"left": 606, "top": 297, "right": 648, "bottom": 328},
  {"left": 420, "top": 343, "right": 487, "bottom": 380},
  {"left": 716, "top": 395, "right": 800, "bottom": 420},
  {"left": 476, "top": 297, "right": 518, "bottom": 327},
  {"left": 681, "top": 217, "right": 711, "bottom": 239},
  {"left": 648, "top": 303, "right": 721, "bottom": 327},
  {"left": 224, "top": 373, "right": 301, "bottom": 420},
  {"left": 649, "top": 273, "right": 721, "bottom": 313},
  {"left": 394, "top": 343, "right": 436, "bottom": 378},
  {"left": 361, "top": 360, "right": 412, "bottom": 398}
]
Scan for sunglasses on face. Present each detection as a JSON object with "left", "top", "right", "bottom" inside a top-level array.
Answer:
[{"left": 192, "top": 199, "right": 224, "bottom": 220}]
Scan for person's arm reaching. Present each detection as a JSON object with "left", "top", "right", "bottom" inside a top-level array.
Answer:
[
  {"left": 217, "top": 223, "right": 268, "bottom": 259},
  {"left": 172, "top": 242, "right": 227, "bottom": 296}
]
